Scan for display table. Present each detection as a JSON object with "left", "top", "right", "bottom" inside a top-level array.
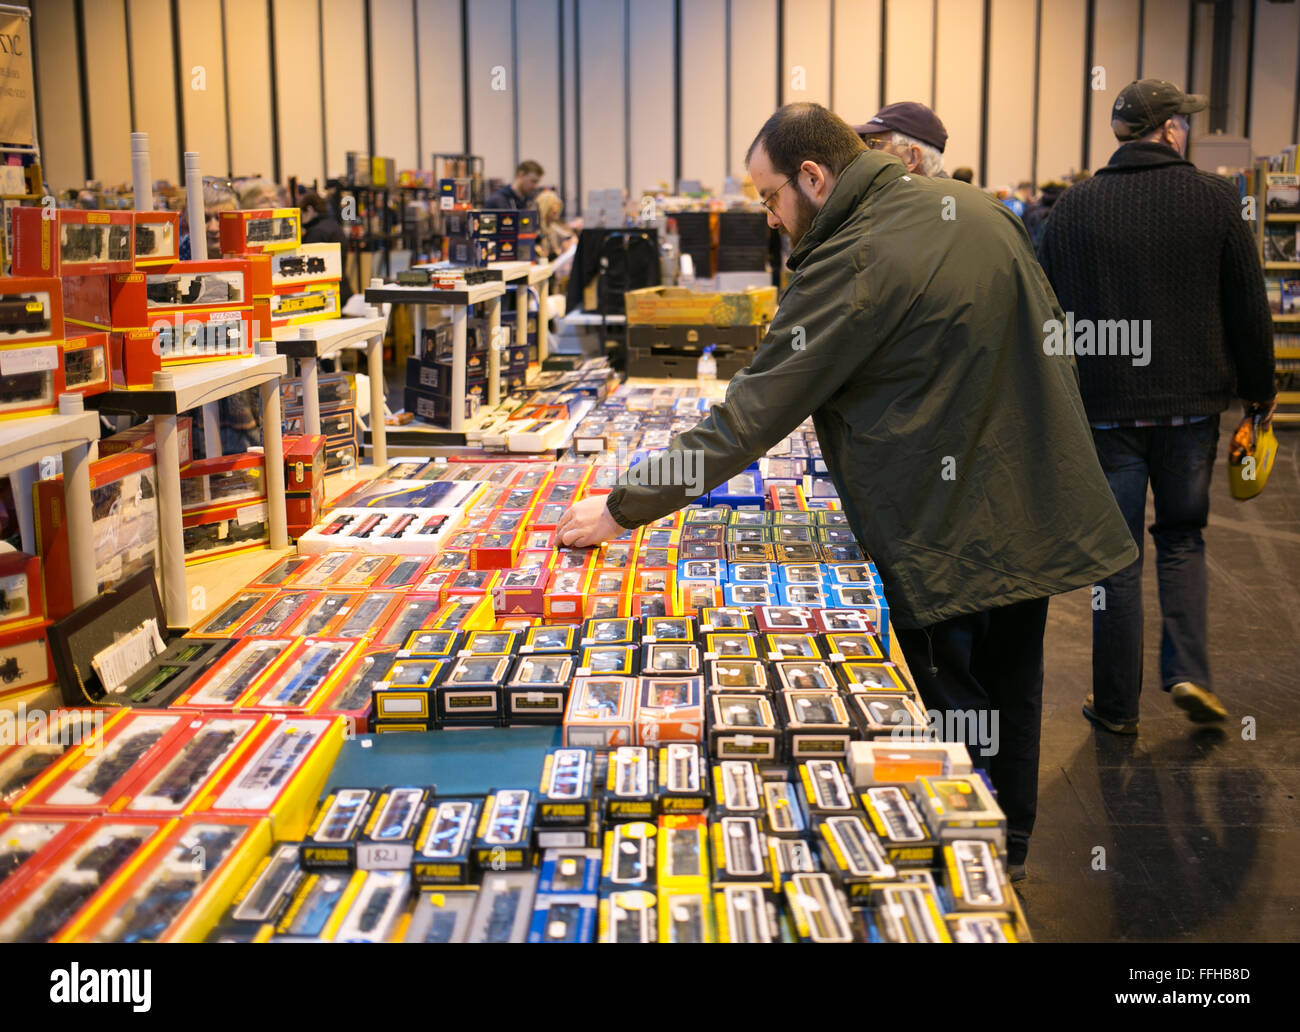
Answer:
[
  {"left": 87, "top": 345, "right": 289, "bottom": 627},
  {"left": 0, "top": 397, "right": 100, "bottom": 610},
  {"left": 273, "top": 312, "right": 389, "bottom": 466},
  {"left": 364, "top": 280, "right": 506, "bottom": 432}
]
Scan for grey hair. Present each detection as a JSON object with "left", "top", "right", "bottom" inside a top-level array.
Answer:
[{"left": 887, "top": 132, "right": 944, "bottom": 178}]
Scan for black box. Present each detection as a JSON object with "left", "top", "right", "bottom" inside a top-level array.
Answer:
[
  {"left": 411, "top": 799, "right": 480, "bottom": 885},
  {"left": 49, "top": 566, "right": 232, "bottom": 708},
  {"left": 627, "top": 324, "right": 763, "bottom": 379}
]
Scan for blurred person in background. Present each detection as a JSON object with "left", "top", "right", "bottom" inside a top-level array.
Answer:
[
  {"left": 485, "top": 160, "right": 544, "bottom": 209},
  {"left": 952, "top": 166, "right": 975, "bottom": 184},
  {"left": 179, "top": 178, "right": 238, "bottom": 260},
  {"left": 1022, "top": 180, "right": 1067, "bottom": 249}
]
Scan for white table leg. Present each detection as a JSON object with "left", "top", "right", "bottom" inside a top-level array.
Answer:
[
  {"left": 59, "top": 442, "right": 97, "bottom": 609},
  {"left": 450, "top": 304, "right": 467, "bottom": 432},
  {"left": 537, "top": 276, "right": 550, "bottom": 363},
  {"left": 488, "top": 293, "right": 503, "bottom": 407},
  {"left": 301, "top": 356, "right": 321, "bottom": 437},
  {"left": 368, "top": 332, "right": 387, "bottom": 467},
  {"left": 202, "top": 402, "right": 222, "bottom": 457},
  {"left": 152, "top": 410, "right": 187, "bottom": 627},
  {"left": 412, "top": 302, "right": 426, "bottom": 360},
  {"left": 515, "top": 284, "right": 528, "bottom": 378},
  {"left": 259, "top": 345, "right": 289, "bottom": 551}
]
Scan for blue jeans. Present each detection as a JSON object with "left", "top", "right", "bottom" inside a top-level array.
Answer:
[{"left": 1090, "top": 422, "right": 1219, "bottom": 723}]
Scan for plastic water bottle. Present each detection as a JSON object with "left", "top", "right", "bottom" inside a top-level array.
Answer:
[{"left": 696, "top": 345, "right": 717, "bottom": 396}]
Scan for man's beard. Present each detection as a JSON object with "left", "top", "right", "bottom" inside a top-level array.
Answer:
[{"left": 785, "top": 186, "right": 819, "bottom": 248}]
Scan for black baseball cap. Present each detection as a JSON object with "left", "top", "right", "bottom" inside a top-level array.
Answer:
[
  {"left": 854, "top": 102, "right": 948, "bottom": 154},
  {"left": 1111, "top": 79, "right": 1208, "bottom": 140}
]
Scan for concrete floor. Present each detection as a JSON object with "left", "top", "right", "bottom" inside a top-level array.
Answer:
[{"left": 1018, "top": 414, "right": 1300, "bottom": 942}]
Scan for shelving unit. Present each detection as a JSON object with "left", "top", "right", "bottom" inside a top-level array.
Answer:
[
  {"left": 0, "top": 397, "right": 99, "bottom": 610},
  {"left": 1254, "top": 160, "right": 1300, "bottom": 425},
  {"left": 272, "top": 312, "right": 390, "bottom": 466},
  {"left": 86, "top": 345, "right": 290, "bottom": 627},
  {"left": 363, "top": 278, "right": 506, "bottom": 437}
]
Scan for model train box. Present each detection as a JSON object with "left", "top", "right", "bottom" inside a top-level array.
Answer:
[
  {"left": 35, "top": 450, "right": 161, "bottom": 621},
  {"left": 219, "top": 208, "right": 302, "bottom": 254},
  {"left": 0, "top": 341, "right": 65, "bottom": 417},
  {"left": 10, "top": 208, "right": 135, "bottom": 277},
  {"left": 0, "top": 277, "right": 64, "bottom": 344},
  {"left": 98, "top": 414, "right": 194, "bottom": 465},
  {"left": 269, "top": 243, "right": 342, "bottom": 287},
  {"left": 269, "top": 282, "right": 340, "bottom": 328},
  {"left": 61, "top": 332, "right": 110, "bottom": 397},
  {"left": 132, "top": 211, "right": 182, "bottom": 267}
]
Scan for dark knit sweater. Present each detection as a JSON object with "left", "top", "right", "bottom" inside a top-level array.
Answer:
[{"left": 1037, "top": 142, "right": 1275, "bottom": 422}]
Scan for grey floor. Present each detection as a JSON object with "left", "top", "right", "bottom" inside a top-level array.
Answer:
[{"left": 1018, "top": 413, "right": 1300, "bottom": 942}]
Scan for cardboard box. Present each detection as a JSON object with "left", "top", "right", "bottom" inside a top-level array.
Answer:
[
  {"left": 282, "top": 433, "right": 327, "bottom": 493},
  {"left": 269, "top": 243, "right": 342, "bottom": 287},
  {"left": 0, "top": 277, "right": 63, "bottom": 344},
  {"left": 180, "top": 452, "right": 266, "bottom": 512},
  {"left": 182, "top": 499, "right": 270, "bottom": 565},
  {"left": 624, "top": 285, "right": 777, "bottom": 326},
  {"left": 61, "top": 332, "right": 110, "bottom": 397},
  {"left": 98, "top": 415, "right": 193, "bottom": 465},
  {"left": 10, "top": 208, "right": 135, "bottom": 277},
  {"left": 132, "top": 211, "right": 181, "bottom": 267},
  {"left": 35, "top": 450, "right": 161, "bottom": 621},
  {"left": 269, "top": 281, "right": 340, "bottom": 328},
  {"left": 219, "top": 208, "right": 302, "bottom": 254},
  {"left": 0, "top": 342, "right": 64, "bottom": 417}
]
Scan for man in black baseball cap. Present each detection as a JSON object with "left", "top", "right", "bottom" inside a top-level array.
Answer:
[
  {"left": 1038, "top": 78, "right": 1274, "bottom": 737},
  {"left": 854, "top": 101, "right": 948, "bottom": 177},
  {"left": 1110, "top": 78, "right": 1208, "bottom": 140}
]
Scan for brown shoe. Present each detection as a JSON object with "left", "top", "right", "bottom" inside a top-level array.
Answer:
[{"left": 1169, "top": 682, "right": 1227, "bottom": 723}]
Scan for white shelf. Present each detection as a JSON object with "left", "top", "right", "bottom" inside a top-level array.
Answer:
[
  {"left": 364, "top": 280, "right": 506, "bottom": 306},
  {"left": 0, "top": 408, "right": 99, "bottom": 477},
  {"left": 272, "top": 314, "right": 387, "bottom": 359},
  {"left": 87, "top": 351, "right": 288, "bottom": 415}
]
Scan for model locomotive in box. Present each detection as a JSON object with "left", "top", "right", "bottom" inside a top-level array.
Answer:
[
  {"left": 10, "top": 208, "right": 135, "bottom": 277},
  {"left": 219, "top": 208, "right": 302, "bottom": 255},
  {"left": 0, "top": 277, "right": 64, "bottom": 344}
]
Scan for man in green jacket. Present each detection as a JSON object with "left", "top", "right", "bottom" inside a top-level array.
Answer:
[{"left": 557, "top": 103, "right": 1136, "bottom": 877}]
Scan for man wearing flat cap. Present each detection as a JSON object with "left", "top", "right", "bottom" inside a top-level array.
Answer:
[
  {"left": 1038, "top": 80, "right": 1276, "bottom": 736},
  {"left": 855, "top": 101, "right": 948, "bottom": 178}
]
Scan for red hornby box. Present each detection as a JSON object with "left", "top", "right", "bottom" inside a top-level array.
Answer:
[
  {"left": 61, "top": 332, "right": 110, "bottom": 397},
  {"left": 0, "top": 623, "right": 56, "bottom": 700},
  {"left": 98, "top": 413, "right": 194, "bottom": 465},
  {"left": 9, "top": 709, "right": 191, "bottom": 815},
  {"left": 0, "top": 276, "right": 64, "bottom": 344},
  {"left": 182, "top": 498, "right": 271, "bottom": 565},
  {"left": 219, "top": 207, "right": 302, "bottom": 254},
  {"left": 132, "top": 211, "right": 181, "bottom": 267},
  {"left": 10, "top": 208, "right": 135, "bottom": 277},
  {"left": 0, "top": 551, "right": 44, "bottom": 634},
  {"left": 35, "top": 450, "right": 161, "bottom": 620},
  {"left": 180, "top": 452, "right": 266, "bottom": 512},
  {"left": 0, "top": 341, "right": 65, "bottom": 418}
]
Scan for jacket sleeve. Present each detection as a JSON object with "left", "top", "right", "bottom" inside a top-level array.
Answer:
[
  {"left": 605, "top": 257, "right": 876, "bottom": 528},
  {"left": 1218, "top": 192, "right": 1276, "bottom": 404}
]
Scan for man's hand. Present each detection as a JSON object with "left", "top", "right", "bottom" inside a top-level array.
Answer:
[{"left": 556, "top": 496, "right": 623, "bottom": 548}]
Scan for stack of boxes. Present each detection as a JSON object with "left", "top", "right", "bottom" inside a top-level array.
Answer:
[
  {"left": 442, "top": 209, "right": 539, "bottom": 266},
  {"left": 281, "top": 372, "right": 358, "bottom": 475},
  {"left": 404, "top": 319, "right": 528, "bottom": 426},
  {"left": 0, "top": 551, "right": 53, "bottom": 702},
  {"left": 282, "top": 434, "right": 327, "bottom": 539},
  {"left": 623, "top": 285, "right": 777, "bottom": 379},
  {"left": 217, "top": 209, "right": 342, "bottom": 333}
]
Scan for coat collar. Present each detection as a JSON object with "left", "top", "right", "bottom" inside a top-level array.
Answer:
[
  {"left": 1097, "top": 141, "right": 1194, "bottom": 174},
  {"left": 788, "top": 150, "right": 911, "bottom": 270}
]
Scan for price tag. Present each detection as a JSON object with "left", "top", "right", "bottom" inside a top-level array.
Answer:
[{"left": 0, "top": 346, "right": 57, "bottom": 376}]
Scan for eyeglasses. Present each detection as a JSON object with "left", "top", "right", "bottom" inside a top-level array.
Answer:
[
  {"left": 762, "top": 175, "right": 796, "bottom": 214},
  {"left": 864, "top": 137, "right": 891, "bottom": 150}
]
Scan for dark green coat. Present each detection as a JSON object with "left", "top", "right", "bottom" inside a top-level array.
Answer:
[{"left": 607, "top": 150, "right": 1137, "bottom": 629}]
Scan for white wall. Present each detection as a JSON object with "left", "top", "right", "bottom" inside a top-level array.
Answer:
[{"left": 28, "top": 0, "right": 1294, "bottom": 201}]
